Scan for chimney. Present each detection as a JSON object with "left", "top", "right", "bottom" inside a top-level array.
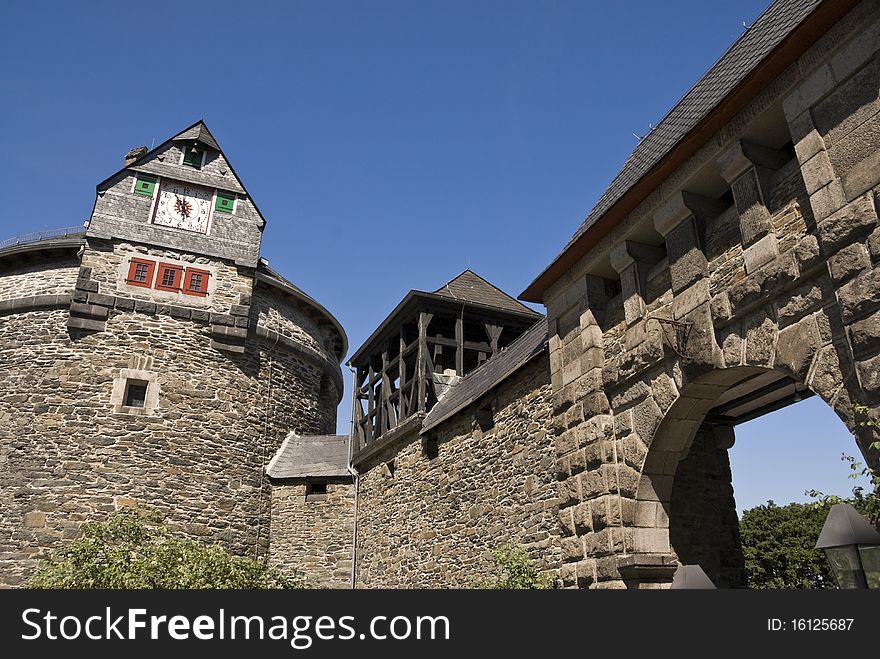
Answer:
[{"left": 124, "top": 146, "right": 148, "bottom": 167}]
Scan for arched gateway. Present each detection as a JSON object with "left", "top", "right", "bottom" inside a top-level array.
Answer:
[{"left": 521, "top": 0, "right": 880, "bottom": 588}]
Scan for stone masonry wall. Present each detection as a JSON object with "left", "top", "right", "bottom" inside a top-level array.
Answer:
[
  {"left": 81, "top": 238, "right": 251, "bottom": 313},
  {"left": 354, "top": 357, "right": 560, "bottom": 588},
  {"left": 0, "top": 256, "right": 79, "bottom": 301},
  {"left": 269, "top": 480, "right": 354, "bottom": 588},
  {"left": 88, "top": 141, "right": 264, "bottom": 266},
  {"left": 542, "top": 0, "right": 880, "bottom": 588},
  {"left": 0, "top": 280, "right": 338, "bottom": 587}
]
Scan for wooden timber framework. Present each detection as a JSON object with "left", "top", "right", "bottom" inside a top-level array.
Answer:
[{"left": 350, "top": 292, "right": 539, "bottom": 454}]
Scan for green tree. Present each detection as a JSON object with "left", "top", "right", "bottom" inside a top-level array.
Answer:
[
  {"left": 740, "top": 501, "right": 834, "bottom": 588},
  {"left": 741, "top": 405, "right": 880, "bottom": 589},
  {"left": 479, "top": 544, "right": 555, "bottom": 589},
  {"left": 29, "top": 507, "right": 306, "bottom": 589}
]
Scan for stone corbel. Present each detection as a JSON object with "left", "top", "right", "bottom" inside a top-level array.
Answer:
[
  {"left": 610, "top": 241, "right": 665, "bottom": 327},
  {"left": 717, "top": 140, "right": 788, "bottom": 273}
]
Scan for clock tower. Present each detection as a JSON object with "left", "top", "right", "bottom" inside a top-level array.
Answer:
[{"left": 74, "top": 121, "right": 268, "bottom": 351}]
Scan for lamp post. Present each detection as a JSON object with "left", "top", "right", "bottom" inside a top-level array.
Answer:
[
  {"left": 670, "top": 564, "right": 716, "bottom": 589},
  {"left": 815, "top": 503, "right": 880, "bottom": 589}
]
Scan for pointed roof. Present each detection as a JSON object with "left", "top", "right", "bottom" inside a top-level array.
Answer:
[
  {"left": 96, "top": 119, "right": 261, "bottom": 218},
  {"left": 171, "top": 121, "right": 221, "bottom": 151},
  {"left": 434, "top": 270, "right": 538, "bottom": 316}
]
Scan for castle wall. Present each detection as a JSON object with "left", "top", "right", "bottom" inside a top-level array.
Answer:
[
  {"left": 353, "top": 357, "right": 560, "bottom": 588},
  {"left": 269, "top": 480, "right": 354, "bottom": 588},
  {"left": 541, "top": 0, "right": 880, "bottom": 588},
  {"left": 0, "top": 256, "right": 79, "bottom": 301},
  {"left": 0, "top": 256, "right": 341, "bottom": 587}
]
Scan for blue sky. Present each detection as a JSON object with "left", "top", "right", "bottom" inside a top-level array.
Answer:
[{"left": 0, "top": 0, "right": 868, "bottom": 511}]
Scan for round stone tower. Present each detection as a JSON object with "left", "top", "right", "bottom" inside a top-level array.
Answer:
[{"left": 0, "top": 121, "right": 347, "bottom": 587}]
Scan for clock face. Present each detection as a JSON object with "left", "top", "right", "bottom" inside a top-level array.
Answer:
[{"left": 153, "top": 181, "right": 212, "bottom": 233}]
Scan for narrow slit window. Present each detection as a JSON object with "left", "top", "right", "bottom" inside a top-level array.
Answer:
[{"left": 123, "top": 380, "right": 148, "bottom": 408}]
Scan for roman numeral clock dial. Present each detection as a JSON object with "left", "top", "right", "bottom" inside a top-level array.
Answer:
[{"left": 153, "top": 182, "right": 212, "bottom": 233}]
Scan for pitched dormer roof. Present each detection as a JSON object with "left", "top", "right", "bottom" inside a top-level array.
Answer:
[{"left": 434, "top": 270, "right": 539, "bottom": 316}]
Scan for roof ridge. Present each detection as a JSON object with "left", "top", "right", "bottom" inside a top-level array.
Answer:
[{"left": 436, "top": 268, "right": 538, "bottom": 315}]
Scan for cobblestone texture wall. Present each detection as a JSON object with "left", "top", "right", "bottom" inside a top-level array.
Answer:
[
  {"left": 0, "top": 272, "right": 339, "bottom": 587},
  {"left": 668, "top": 429, "right": 745, "bottom": 588},
  {"left": 354, "top": 358, "right": 560, "bottom": 588},
  {"left": 0, "top": 256, "right": 80, "bottom": 301},
  {"left": 269, "top": 481, "right": 354, "bottom": 588},
  {"left": 81, "top": 238, "right": 251, "bottom": 312}
]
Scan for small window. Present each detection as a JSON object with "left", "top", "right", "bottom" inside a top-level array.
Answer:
[
  {"left": 155, "top": 263, "right": 183, "bottom": 292},
  {"left": 215, "top": 191, "right": 236, "bottom": 214},
  {"left": 306, "top": 482, "right": 328, "bottom": 502},
  {"left": 126, "top": 258, "right": 156, "bottom": 288},
  {"left": 183, "top": 268, "right": 211, "bottom": 297},
  {"left": 123, "top": 380, "right": 148, "bottom": 408},
  {"left": 476, "top": 407, "right": 494, "bottom": 431},
  {"left": 423, "top": 436, "right": 439, "bottom": 459},
  {"left": 182, "top": 147, "right": 204, "bottom": 169},
  {"left": 134, "top": 176, "right": 157, "bottom": 197}
]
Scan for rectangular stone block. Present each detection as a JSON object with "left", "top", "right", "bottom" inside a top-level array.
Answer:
[
  {"left": 801, "top": 149, "right": 835, "bottom": 195},
  {"left": 849, "top": 311, "right": 880, "bottom": 358},
  {"left": 828, "top": 243, "right": 870, "bottom": 285},
  {"left": 634, "top": 528, "right": 670, "bottom": 554},
  {"left": 135, "top": 300, "right": 157, "bottom": 314},
  {"left": 809, "top": 178, "right": 847, "bottom": 222},
  {"left": 69, "top": 302, "right": 109, "bottom": 320},
  {"left": 113, "top": 297, "right": 135, "bottom": 311},
  {"left": 672, "top": 278, "right": 709, "bottom": 320},
  {"left": 732, "top": 169, "right": 771, "bottom": 247},
  {"left": 816, "top": 193, "right": 878, "bottom": 255},
  {"left": 87, "top": 292, "right": 116, "bottom": 308},
  {"left": 742, "top": 233, "right": 778, "bottom": 274},
  {"left": 838, "top": 268, "right": 880, "bottom": 324},
  {"left": 66, "top": 316, "right": 106, "bottom": 332}
]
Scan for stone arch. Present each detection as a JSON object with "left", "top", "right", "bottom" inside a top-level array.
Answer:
[{"left": 632, "top": 355, "right": 867, "bottom": 587}]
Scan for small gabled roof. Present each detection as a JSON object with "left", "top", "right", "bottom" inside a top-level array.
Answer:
[
  {"left": 95, "top": 119, "right": 265, "bottom": 226},
  {"left": 266, "top": 433, "right": 351, "bottom": 480},
  {"left": 348, "top": 270, "right": 541, "bottom": 366},
  {"left": 422, "top": 318, "right": 548, "bottom": 433},
  {"left": 171, "top": 122, "right": 221, "bottom": 151},
  {"left": 435, "top": 270, "right": 538, "bottom": 316}
]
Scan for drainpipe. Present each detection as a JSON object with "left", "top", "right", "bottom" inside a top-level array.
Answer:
[{"left": 346, "top": 365, "right": 360, "bottom": 590}]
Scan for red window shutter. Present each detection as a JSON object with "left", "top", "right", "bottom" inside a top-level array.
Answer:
[
  {"left": 155, "top": 263, "right": 184, "bottom": 292},
  {"left": 126, "top": 258, "right": 155, "bottom": 288},
  {"left": 183, "top": 268, "right": 211, "bottom": 297}
]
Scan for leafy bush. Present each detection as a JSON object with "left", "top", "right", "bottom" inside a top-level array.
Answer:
[
  {"left": 479, "top": 544, "right": 555, "bottom": 589},
  {"left": 742, "top": 406, "right": 880, "bottom": 589},
  {"left": 29, "top": 507, "right": 306, "bottom": 589},
  {"left": 740, "top": 501, "right": 834, "bottom": 589}
]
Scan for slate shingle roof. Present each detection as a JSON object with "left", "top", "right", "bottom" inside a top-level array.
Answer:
[
  {"left": 172, "top": 121, "right": 221, "bottom": 151},
  {"left": 422, "top": 318, "right": 548, "bottom": 433},
  {"left": 564, "top": 0, "right": 822, "bottom": 248},
  {"left": 266, "top": 433, "right": 351, "bottom": 479},
  {"left": 435, "top": 270, "right": 539, "bottom": 316},
  {"left": 523, "top": 0, "right": 826, "bottom": 301}
]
